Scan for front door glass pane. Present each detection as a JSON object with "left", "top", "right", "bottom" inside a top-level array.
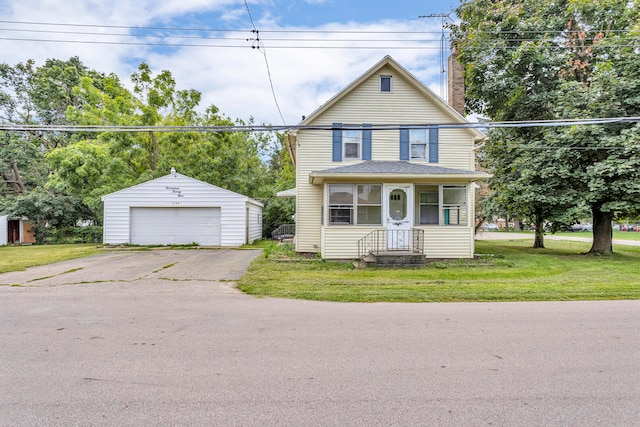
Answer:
[{"left": 389, "top": 189, "right": 406, "bottom": 220}]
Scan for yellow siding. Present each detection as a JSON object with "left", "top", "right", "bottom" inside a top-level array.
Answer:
[
  {"left": 320, "top": 226, "right": 475, "bottom": 260},
  {"left": 304, "top": 65, "right": 476, "bottom": 170},
  {"left": 295, "top": 63, "right": 479, "bottom": 255},
  {"left": 295, "top": 181, "right": 322, "bottom": 253},
  {"left": 419, "top": 227, "right": 475, "bottom": 259},
  {"left": 322, "top": 227, "right": 380, "bottom": 259}
]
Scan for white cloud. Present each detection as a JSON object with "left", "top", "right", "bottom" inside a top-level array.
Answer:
[{"left": 1, "top": 1, "right": 448, "bottom": 126}]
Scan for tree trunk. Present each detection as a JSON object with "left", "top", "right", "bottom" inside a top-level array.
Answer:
[
  {"left": 1, "top": 162, "right": 26, "bottom": 195},
  {"left": 533, "top": 215, "right": 545, "bottom": 248},
  {"left": 589, "top": 205, "right": 613, "bottom": 255},
  {"left": 513, "top": 217, "right": 522, "bottom": 232},
  {"left": 11, "top": 162, "right": 26, "bottom": 194},
  {"left": 149, "top": 131, "right": 159, "bottom": 172}
]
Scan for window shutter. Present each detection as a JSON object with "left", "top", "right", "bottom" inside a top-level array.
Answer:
[
  {"left": 399, "top": 127, "right": 409, "bottom": 160},
  {"left": 332, "top": 123, "right": 342, "bottom": 162},
  {"left": 362, "top": 124, "right": 372, "bottom": 160},
  {"left": 429, "top": 127, "right": 439, "bottom": 163}
]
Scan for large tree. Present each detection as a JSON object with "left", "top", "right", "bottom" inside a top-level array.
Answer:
[
  {"left": 49, "top": 63, "right": 271, "bottom": 221},
  {"left": 0, "top": 57, "right": 107, "bottom": 225},
  {"left": 453, "top": 0, "right": 640, "bottom": 254}
]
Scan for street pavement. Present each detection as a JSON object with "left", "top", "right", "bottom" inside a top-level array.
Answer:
[{"left": 0, "top": 249, "right": 639, "bottom": 426}]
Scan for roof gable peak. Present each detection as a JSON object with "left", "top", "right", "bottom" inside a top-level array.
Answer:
[{"left": 297, "top": 56, "right": 484, "bottom": 140}]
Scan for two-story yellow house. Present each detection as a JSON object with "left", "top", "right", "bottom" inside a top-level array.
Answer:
[{"left": 290, "top": 56, "right": 489, "bottom": 262}]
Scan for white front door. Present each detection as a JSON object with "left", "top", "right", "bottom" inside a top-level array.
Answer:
[{"left": 385, "top": 185, "right": 413, "bottom": 250}]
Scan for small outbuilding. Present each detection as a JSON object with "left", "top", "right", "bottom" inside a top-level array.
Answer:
[
  {"left": 0, "top": 215, "right": 36, "bottom": 246},
  {"left": 102, "top": 169, "right": 263, "bottom": 246}
]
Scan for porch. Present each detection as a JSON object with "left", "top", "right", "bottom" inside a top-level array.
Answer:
[{"left": 356, "top": 228, "right": 426, "bottom": 267}]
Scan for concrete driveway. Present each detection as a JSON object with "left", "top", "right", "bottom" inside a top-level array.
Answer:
[
  {"left": 1, "top": 249, "right": 639, "bottom": 426},
  {"left": 0, "top": 248, "right": 261, "bottom": 287}
]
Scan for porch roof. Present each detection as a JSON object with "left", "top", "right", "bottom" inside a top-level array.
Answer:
[{"left": 309, "top": 161, "right": 491, "bottom": 184}]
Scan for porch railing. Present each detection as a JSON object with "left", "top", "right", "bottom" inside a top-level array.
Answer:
[
  {"left": 357, "top": 228, "right": 424, "bottom": 259},
  {"left": 271, "top": 224, "right": 295, "bottom": 241}
]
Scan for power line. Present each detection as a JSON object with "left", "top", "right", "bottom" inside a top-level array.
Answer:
[
  {"left": 0, "top": 36, "right": 445, "bottom": 49},
  {"left": 1, "top": 20, "right": 635, "bottom": 35},
  {"left": 2, "top": 35, "right": 634, "bottom": 50},
  {"left": 1, "top": 117, "right": 638, "bottom": 133},
  {"left": 244, "top": 0, "right": 286, "bottom": 126},
  {"left": 0, "top": 27, "right": 445, "bottom": 43},
  {"left": 0, "top": 20, "right": 446, "bottom": 34}
]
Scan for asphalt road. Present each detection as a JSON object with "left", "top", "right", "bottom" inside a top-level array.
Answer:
[{"left": 1, "top": 249, "right": 639, "bottom": 426}]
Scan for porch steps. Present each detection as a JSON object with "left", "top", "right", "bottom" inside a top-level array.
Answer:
[{"left": 360, "top": 251, "right": 426, "bottom": 268}]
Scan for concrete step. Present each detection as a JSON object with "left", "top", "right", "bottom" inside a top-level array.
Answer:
[{"left": 364, "top": 252, "right": 426, "bottom": 268}]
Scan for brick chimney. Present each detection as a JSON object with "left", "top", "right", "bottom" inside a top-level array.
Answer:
[{"left": 448, "top": 48, "right": 465, "bottom": 116}]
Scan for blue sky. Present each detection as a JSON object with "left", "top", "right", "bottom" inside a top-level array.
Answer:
[
  {"left": 237, "top": 1, "right": 457, "bottom": 27},
  {"left": 1, "top": 0, "right": 463, "bottom": 125}
]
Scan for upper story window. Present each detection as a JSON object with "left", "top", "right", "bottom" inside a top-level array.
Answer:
[
  {"left": 343, "top": 130, "right": 361, "bottom": 159},
  {"left": 400, "top": 127, "right": 438, "bottom": 163},
  {"left": 410, "top": 129, "right": 427, "bottom": 160},
  {"left": 380, "top": 75, "right": 392, "bottom": 92}
]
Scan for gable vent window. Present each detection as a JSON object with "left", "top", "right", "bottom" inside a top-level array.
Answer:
[{"left": 380, "top": 75, "right": 392, "bottom": 92}]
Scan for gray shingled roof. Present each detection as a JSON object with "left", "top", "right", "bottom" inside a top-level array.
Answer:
[{"left": 311, "top": 161, "right": 486, "bottom": 176}]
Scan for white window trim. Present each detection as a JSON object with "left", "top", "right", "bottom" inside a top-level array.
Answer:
[
  {"left": 380, "top": 75, "right": 392, "bottom": 93},
  {"left": 343, "top": 129, "right": 362, "bottom": 160},
  {"left": 328, "top": 184, "right": 382, "bottom": 226},
  {"left": 413, "top": 184, "right": 469, "bottom": 226},
  {"left": 441, "top": 185, "right": 468, "bottom": 226},
  {"left": 410, "top": 129, "right": 428, "bottom": 161}
]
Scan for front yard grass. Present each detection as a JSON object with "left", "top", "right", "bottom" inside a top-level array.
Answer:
[
  {"left": 237, "top": 240, "right": 640, "bottom": 302},
  {"left": 0, "top": 244, "right": 102, "bottom": 274}
]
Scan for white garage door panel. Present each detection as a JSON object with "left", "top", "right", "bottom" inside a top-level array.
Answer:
[{"left": 130, "top": 207, "right": 221, "bottom": 245}]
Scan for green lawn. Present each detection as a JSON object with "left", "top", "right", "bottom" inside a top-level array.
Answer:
[
  {"left": 0, "top": 244, "right": 103, "bottom": 274},
  {"left": 238, "top": 240, "right": 640, "bottom": 302}
]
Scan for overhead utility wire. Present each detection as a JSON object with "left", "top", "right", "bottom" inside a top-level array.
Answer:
[
  {"left": 0, "top": 20, "right": 447, "bottom": 34},
  {"left": 0, "top": 37, "right": 445, "bottom": 49},
  {"left": 1, "top": 28, "right": 635, "bottom": 45},
  {"left": 0, "top": 27, "right": 444, "bottom": 42},
  {"left": 2, "top": 117, "right": 638, "bottom": 133},
  {"left": 244, "top": 0, "right": 285, "bottom": 126},
  {"left": 0, "top": 20, "right": 634, "bottom": 35},
  {"left": 1, "top": 36, "right": 635, "bottom": 50}
]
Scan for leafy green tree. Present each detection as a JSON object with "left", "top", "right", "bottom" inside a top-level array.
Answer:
[
  {"left": 453, "top": 0, "right": 640, "bottom": 254},
  {"left": 480, "top": 128, "right": 581, "bottom": 247},
  {"left": 52, "top": 63, "right": 273, "bottom": 220},
  {"left": 0, "top": 188, "right": 94, "bottom": 242},
  {"left": 259, "top": 132, "right": 296, "bottom": 236},
  {"left": 0, "top": 57, "right": 106, "bottom": 219}
]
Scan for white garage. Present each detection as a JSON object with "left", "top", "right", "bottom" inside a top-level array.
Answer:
[{"left": 102, "top": 169, "right": 263, "bottom": 247}]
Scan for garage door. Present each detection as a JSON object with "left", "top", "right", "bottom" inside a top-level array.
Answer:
[{"left": 130, "top": 207, "right": 221, "bottom": 246}]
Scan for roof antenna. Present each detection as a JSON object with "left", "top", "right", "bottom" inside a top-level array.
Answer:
[{"left": 419, "top": 11, "right": 454, "bottom": 101}]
